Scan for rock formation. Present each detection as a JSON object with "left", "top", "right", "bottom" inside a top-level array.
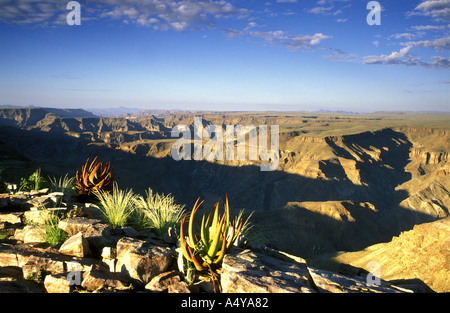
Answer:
[
  {"left": 0, "top": 188, "right": 433, "bottom": 293},
  {"left": 0, "top": 109, "right": 448, "bottom": 294},
  {"left": 331, "top": 217, "right": 450, "bottom": 293}
]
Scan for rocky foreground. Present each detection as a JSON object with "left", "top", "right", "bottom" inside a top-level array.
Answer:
[{"left": 0, "top": 189, "right": 438, "bottom": 293}]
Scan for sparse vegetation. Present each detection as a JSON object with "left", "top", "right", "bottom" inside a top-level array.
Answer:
[
  {"left": 234, "top": 210, "right": 268, "bottom": 247},
  {"left": 48, "top": 173, "right": 75, "bottom": 194},
  {"left": 95, "top": 183, "right": 137, "bottom": 229},
  {"left": 19, "top": 168, "right": 48, "bottom": 191},
  {"left": 134, "top": 188, "right": 185, "bottom": 236},
  {"left": 75, "top": 156, "right": 115, "bottom": 196},
  {"left": 40, "top": 211, "right": 68, "bottom": 246}
]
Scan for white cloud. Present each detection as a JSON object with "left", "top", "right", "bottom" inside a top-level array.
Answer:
[
  {"left": 228, "top": 28, "right": 331, "bottom": 51},
  {"left": 402, "top": 36, "right": 450, "bottom": 52},
  {"left": 326, "top": 45, "right": 449, "bottom": 70},
  {"left": 389, "top": 33, "right": 417, "bottom": 40},
  {"left": 307, "top": 0, "right": 351, "bottom": 17},
  {"left": 409, "top": 0, "right": 450, "bottom": 20},
  {"left": 363, "top": 46, "right": 414, "bottom": 65},
  {"left": 97, "top": 0, "right": 249, "bottom": 32},
  {"left": 412, "top": 25, "right": 446, "bottom": 31},
  {"left": 0, "top": 0, "right": 61, "bottom": 24},
  {"left": 361, "top": 45, "right": 449, "bottom": 69},
  {"left": 423, "top": 56, "right": 450, "bottom": 69},
  {"left": 416, "top": 0, "right": 449, "bottom": 11},
  {"left": 0, "top": 0, "right": 249, "bottom": 31}
]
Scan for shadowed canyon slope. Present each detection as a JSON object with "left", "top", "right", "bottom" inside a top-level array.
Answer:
[
  {"left": 0, "top": 109, "right": 448, "bottom": 273},
  {"left": 332, "top": 217, "right": 450, "bottom": 293}
]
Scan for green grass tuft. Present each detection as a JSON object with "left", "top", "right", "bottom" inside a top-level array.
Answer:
[
  {"left": 95, "top": 183, "right": 138, "bottom": 229},
  {"left": 134, "top": 188, "right": 185, "bottom": 236}
]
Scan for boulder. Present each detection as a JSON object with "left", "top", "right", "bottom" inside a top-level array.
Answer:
[
  {"left": 22, "top": 254, "right": 66, "bottom": 282},
  {"left": 145, "top": 270, "right": 183, "bottom": 292},
  {"left": 101, "top": 246, "right": 116, "bottom": 272},
  {"left": 168, "top": 280, "right": 191, "bottom": 293},
  {"left": 58, "top": 217, "right": 102, "bottom": 235},
  {"left": 221, "top": 248, "right": 412, "bottom": 293},
  {"left": 81, "top": 265, "right": 132, "bottom": 291},
  {"left": 116, "top": 236, "right": 145, "bottom": 254},
  {"left": 115, "top": 237, "right": 174, "bottom": 285},
  {"left": 101, "top": 246, "right": 117, "bottom": 260},
  {"left": 0, "top": 266, "right": 46, "bottom": 293},
  {"left": 84, "top": 223, "right": 115, "bottom": 257},
  {"left": 0, "top": 222, "right": 16, "bottom": 237},
  {"left": 26, "top": 195, "right": 55, "bottom": 210},
  {"left": 44, "top": 273, "right": 71, "bottom": 293},
  {"left": 8, "top": 193, "right": 30, "bottom": 210},
  {"left": 221, "top": 248, "right": 315, "bottom": 293},
  {"left": 0, "top": 242, "right": 37, "bottom": 267},
  {"left": 23, "top": 208, "right": 67, "bottom": 225},
  {"left": 59, "top": 232, "right": 91, "bottom": 258},
  {"left": 14, "top": 225, "right": 46, "bottom": 244},
  {"left": 0, "top": 212, "right": 22, "bottom": 225},
  {"left": 58, "top": 217, "right": 114, "bottom": 256}
]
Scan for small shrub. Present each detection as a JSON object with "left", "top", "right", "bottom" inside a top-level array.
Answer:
[
  {"left": 41, "top": 211, "right": 68, "bottom": 246},
  {"left": 48, "top": 173, "right": 75, "bottom": 194},
  {"left": 95, "top": 183, "right": 137, "bottom": 229},
  {"left": 234, "top": 210, "right": 268, "bottom": 247},
  {"left": 19, "top": 168, "right": 48, "bottom": 191},
  {"left": 134, "top": 189, "right": 185, "bottom": 236},
  {"left": 25, "top": 270, "right": 44, "bottom": 282}
]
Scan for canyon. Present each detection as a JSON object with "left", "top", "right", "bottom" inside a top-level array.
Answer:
[{"left": 0, "top": 107, "right": 448, "bottom": 291}]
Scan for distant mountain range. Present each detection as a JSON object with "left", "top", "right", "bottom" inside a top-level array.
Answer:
[
  {"left": 0, "top": 105, "right": 194, "bottom": 118},
  {"left": 1, "top": 105, "right": 448, "bottom": 117},
  {"left": 0, "top": 106, "right": 96, "bottom": 117}
]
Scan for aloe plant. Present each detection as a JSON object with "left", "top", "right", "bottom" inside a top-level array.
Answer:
[
  {"left": 75, "top": 156, "right": 115, "bottom": 196},
  {"left": 179, "top": 196, "right": 243, "bottom": 272}
]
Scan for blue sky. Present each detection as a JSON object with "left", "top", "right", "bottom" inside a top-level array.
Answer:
[{"left": 0, "top": 0, "right": 449, "bottom": 113}]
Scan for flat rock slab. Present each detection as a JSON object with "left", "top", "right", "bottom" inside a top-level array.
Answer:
[
  {"left": 58, "top": 217, "right": 103, "bottom": 234},
  {"left": 307, "top": 267, "right": 402, "bottom": 293},
  {"left": 23, "top": 208, "right": 67, "bottom": 225},
  {"left": 221, "top": 249, "right": 315, "bottom": 293},
  {"left": 0, "top": 212, "right": 22, "bottom": 225},
  {"left": 221, "top": 248, "right": 408, "bottom": 293}
]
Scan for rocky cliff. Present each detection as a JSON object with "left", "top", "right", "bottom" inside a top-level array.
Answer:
[
  {"left": 0, "top": 109, "right": 448, "bottom": 277},
  {"left": 331, "top": 217, "right": 450, "bottom": 293},
  {"left": 0, "top": 189, "right": 432, "bottom": 293}
]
